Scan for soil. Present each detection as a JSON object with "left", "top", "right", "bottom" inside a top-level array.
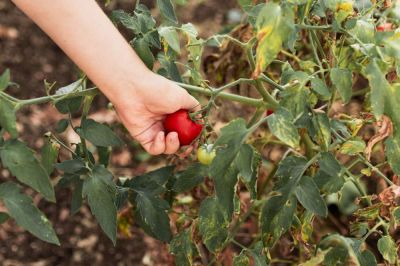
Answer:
[{"left": 0, "top": 0, "right": 238, "bottom": 265}]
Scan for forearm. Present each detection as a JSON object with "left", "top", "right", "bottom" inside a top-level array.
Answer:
[{"left": 11, "top": 0, "right": 150, "bottom": 103}]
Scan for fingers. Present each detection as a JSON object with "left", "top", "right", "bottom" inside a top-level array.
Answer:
[
  {"left": 177, "top": 89, "right": 201, "bottom": 112},
  {"left": 164, "top": 132, "right": 180, "bottom": 154},
  {"left": 142, "top": 131, "right": 166, "bottom": 155}
]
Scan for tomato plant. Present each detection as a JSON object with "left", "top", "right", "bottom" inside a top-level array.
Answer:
[
  {"left": 1, "top": 0, "right": 400, "bottom": 265},
  {"left": 164, "top": 109, "right": 203, "bottom": 145}
]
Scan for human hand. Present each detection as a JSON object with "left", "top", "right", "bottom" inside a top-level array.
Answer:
[{"left": 112, "top": 71, "right": 200, "bottom": 155}]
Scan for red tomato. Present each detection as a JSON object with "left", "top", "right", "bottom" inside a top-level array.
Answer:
[
  {"left": 266, "top": 109, "right": 274, "bottom": 116},
  {"left": 377, "top": 23, "right": 393, "bottom": 32},
  {"left": 163, "top": 109, "right": 203, "bottom": 146}
]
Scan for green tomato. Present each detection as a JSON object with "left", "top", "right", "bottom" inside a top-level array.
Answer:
[{"left": 197, "top": 144, "right": 216, "bottom": 165}]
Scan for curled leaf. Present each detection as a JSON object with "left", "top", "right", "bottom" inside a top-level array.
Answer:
[{"left": 365, "top": 115, "right": 393, "bottom": 161}]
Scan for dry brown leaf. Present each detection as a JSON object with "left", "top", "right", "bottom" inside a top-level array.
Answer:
[{"left": 365, "top": 115, "right": 393, "bottom": 161}]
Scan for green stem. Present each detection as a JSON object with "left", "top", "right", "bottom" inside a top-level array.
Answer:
[
  {"left": 176, "top": 82, "right": 267, "bottom": 108},
  {"left": 247, "top": 107, "right": 265, "bottom": 128},
  {"left": 357, "top": 155, "right": 394, "bottom": 186},
  {"left": 297, "top": 24, "right": 332, "bottom": 30},
  {"left": 14, "top": 88, "right": 98, "bottom": 110},
  {"left": 259, "top": 74, "right": 285, "bottom": 91}
]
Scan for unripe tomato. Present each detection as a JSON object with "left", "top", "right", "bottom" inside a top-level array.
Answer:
[
  {"left": 266, "top": 109, "right": 274, "bottom": 116},
  {"left": 337, "top": 1, "right": 353, "bottom": 12},
  {"left": 377, "top": 23, "right": 393, "bottom": 32},
  {"left": 163, "top": 109, "right": 203, "bottom": 146},
  {"left": 197, "top": 144, "right": 216, "bottom": 165}
]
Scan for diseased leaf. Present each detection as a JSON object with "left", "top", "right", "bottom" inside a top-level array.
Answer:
[
  {"left": 198, "top": 197, "right": 229, "bottom": 252},
  {"left": 330, "top": 68, "right": 353, "bottom": 104},
  {"left": 235, "top": 144, "right": 261, "bottom": 199},
  {"left": 340, "top": 137, "right": 366, "bottom": 155},
  {"left": 0, "top": 182, "right": 59, "bottom": 245},
  {"left": 267, "top": 108, "right": 300, "bottom": 148},
  {"left": 159, "top": 26, "right": 180, "bottom": 53},
  {"left": 377, "top": 236, "right": 397, "bottom": 264},
  {"left": 135, "top": 192, "right": 172, "bottom": 242},
  {"left": 253, "top": 2, "right": 293, "bottom": 76},
  {"left": 233, "top": 253, "right": 250, "bottom": 266},
  {"left": 0, "top": 140, "right": 55, "bottom": 202},
  {"left": 170, "top": 229, "right": 198, "bottom": 266}
]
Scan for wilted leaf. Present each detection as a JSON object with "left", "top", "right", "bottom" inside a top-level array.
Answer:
[
  {"left": 267, "top": 108, "right": 300, "bottom": 148},
  {"left": 170, "top": 229, "right": 198, "bottom": 266}
]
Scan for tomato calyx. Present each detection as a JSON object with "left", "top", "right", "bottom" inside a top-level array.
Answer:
[{"left": 163, "top": 109, "right": 203, "bottom": 146}]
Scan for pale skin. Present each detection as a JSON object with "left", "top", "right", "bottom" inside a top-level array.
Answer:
[{"left": 11, "top": 0, "right": 200, "bottom": 155}]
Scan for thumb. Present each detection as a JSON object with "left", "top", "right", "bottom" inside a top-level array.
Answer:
[{"left": 177, "top": 89, "right": 201, "bottom": 112}]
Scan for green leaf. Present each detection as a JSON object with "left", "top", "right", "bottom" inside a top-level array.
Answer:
[
  {"left": 0, "top": 140, "right": 55, "bottom": 202},
  {"left": 267, "top": 108, "right": 300, "bottom": 148},
  {"left": 133, "top": 38, "right": 155, "bottom": 69},
  {"left": 111, "top": 10, "right": 140, "bottom": 34},
  {"left": 349, "top": 20, "right": 375, "bottom": 43},
  {"left": 135, "top": 192, "right": 172, "bottom": 242},
  {"left": 235, "top": 144, "right": 261, "bottom": 200},
  {"left": 41, "top": 138, "right": 59, "bottom": 175},
  {"left": 83, "top": 165, "right": 117, "bottom": 245},
  {"left": 358, "top": 250, "right": 377, "bottom": 266},
  {"left": 71, "top": 180, "right": 83, "bottom": 215},
  {"left": 0, "top": 97, "right": 18, "bottom": 138},
  {"left": 238, "top": 0, "right": 254, "bottom": 12},
  {"left": 159, "top": 27, "right": 180, "bottom": 53},
  {"left": 0, "top": 69, "right": 10, "bottom": 91},
  {"left": 55, "top": 119, "right": 69, "bottom": 133},
  {"left": 0, "top": 182, "right": 59, "bottom": 245},
  {"left": 198, "top": 197, "right": 229, "bottom": 252},
  {"left": 385, "top": 136, "right": 400, "bottom": 175},
  {"left": 170, "top": 229, "right": 198, "bottom": 266},
  {"left": 364, "top": 60, "right": 388, "bottom": 119},
  {"left": 173, "top": 163, "right": 207, "bottom": 193},
  {"left": 295, "top": 176, "right": 328, "bottom": 217},
  {"left": 340, "top": 137, "right": 366, "bottom": 155},
  {"left": 128, "top": 165, "right": 174, "bottom": 196},
  {"left": 157, "top": 0, "right": 178, "bottom": 24},
  {"left": 254, "top": 2, "right": 293, "bottom": 75},
  {"left": 80, "top": 119, "right": 123, "bottom": 147},
  {"left": 315, "top": 152, "right": 345, "bottom": 193},
  {"left": 324, "top": 247, "right": 349, "bottom": 266},
  {"left": 210, "top": 119, "right": 249, "bottom": 181},
  {"left": 250, "top": 241, "right": 269, "bottom": 266},
  {"left": 55, "top": 97, "right": 83, "bottom": 114},
  {"left": 330, "top": 68, "right": 353, "bottom": 104},
  {"left": 233, "top": 253, "right": 250, "bottom": 266},
  {"left": 311, "top": 77, "right": 331, "bottom": 99},
  {"left": 0, "top": 212, "right": 10, "bottom": 224},
  {"left": 338, "top": 181, "right": 361, "bottom": 215},
  {"left": 56, "top": 159, "right": 86, "bottom": 174},
  {"left": 377, "top": 236, "right": 397, "bottom": 264}
]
